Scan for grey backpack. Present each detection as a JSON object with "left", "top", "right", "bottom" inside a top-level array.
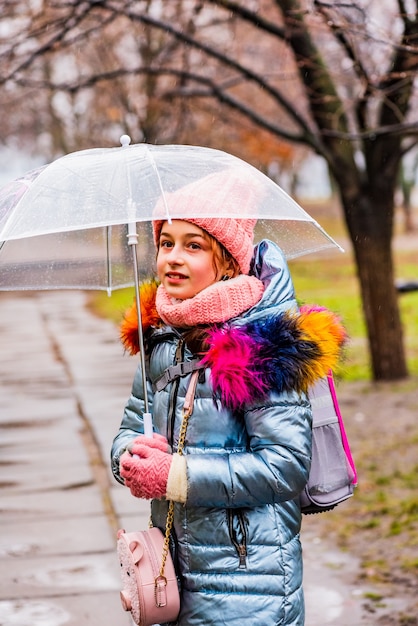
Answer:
[{"left": 300, "top": 372, "right": 357, "bottom": 514}]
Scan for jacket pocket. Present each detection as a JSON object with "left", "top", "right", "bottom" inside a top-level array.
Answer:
[{"left": 227, "top": 509, "right": 247, "bottom": 569}]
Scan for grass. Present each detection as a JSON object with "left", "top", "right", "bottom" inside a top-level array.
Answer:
[
  {"left": 89, "top": 287, "right": 136, "bottom": 325},
  {"left": 90, "top": 203, "right": 418, "bottom": 381},
  {"left": 327, "top": 454, "right": 418, "bottom": 581}
]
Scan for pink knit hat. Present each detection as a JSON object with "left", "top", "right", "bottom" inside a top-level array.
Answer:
[{"left": 153, "top": 169, "right": 260, "bottom": 275}]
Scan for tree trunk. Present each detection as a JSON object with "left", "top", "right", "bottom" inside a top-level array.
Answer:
[{"left": 341, "top": 193, "right": 408, "bottom": 380}]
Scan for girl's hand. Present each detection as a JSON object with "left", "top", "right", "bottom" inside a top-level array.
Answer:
[
  {"left": 127, "top": 433, "right": 170, "bottom": 455},
  {"left": 120, "top": 445, "right": 172, "bottom": 499}
]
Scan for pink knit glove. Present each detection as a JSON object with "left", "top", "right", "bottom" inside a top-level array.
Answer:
[
  {"left": 127, "top": 433, "right": 170, "bottom": 455},
  {"left": 120, "top": 436, "right": 172, "bottom": 500}
]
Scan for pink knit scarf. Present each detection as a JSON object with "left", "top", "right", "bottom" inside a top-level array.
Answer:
[{"left": 155, "top": 275, "right": 265, "bottom": 327}]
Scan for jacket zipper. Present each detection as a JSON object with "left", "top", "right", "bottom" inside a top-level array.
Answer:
[
  {"left": 168, "top": 339, "right": 185, "bottom": 446},
  {"left": 227, "top": 509, "right": 247, "bottom": 569}
]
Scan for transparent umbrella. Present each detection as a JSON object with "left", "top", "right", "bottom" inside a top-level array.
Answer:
[{"left": 0, "top": 136, "right": 343, "bottom": 433}]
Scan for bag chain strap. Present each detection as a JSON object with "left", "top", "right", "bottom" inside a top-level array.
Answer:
[{"left": 159, "top": 370, "right": 200, "bottom": 579}]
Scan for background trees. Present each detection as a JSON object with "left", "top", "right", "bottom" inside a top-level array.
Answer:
[{"left": 1, "top": 0, "right": 417, "bottom": 380}]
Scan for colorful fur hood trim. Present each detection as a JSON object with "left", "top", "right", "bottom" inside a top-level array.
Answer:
[
  {"left": 200, "top": 304, "right": 347, "bottom": 409},
  {"left": 120, "top": 280, "right": 160, "bottom": 355},
  {"left": 120, "top": 284, "right": 347, "bottom": 410}
]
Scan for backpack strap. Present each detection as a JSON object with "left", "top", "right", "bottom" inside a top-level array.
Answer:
[{"left": 153, "top": 358, "right": 203, "bottom": 392}]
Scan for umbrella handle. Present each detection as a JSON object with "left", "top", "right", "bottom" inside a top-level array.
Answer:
[{"left": 143, "top": 413, "right": 153, "bottom": 438}]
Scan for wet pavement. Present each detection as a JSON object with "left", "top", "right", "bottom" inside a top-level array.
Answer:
[{"left": 0, "top": 291, "right": 375, "bottom": 625}]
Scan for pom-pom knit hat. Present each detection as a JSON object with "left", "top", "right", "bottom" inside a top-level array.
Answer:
[{"left": 152, "top": 169, "right": 260, "bottom": 275}]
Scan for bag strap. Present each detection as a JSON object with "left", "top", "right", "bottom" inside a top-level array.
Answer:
[
  {"left": 327, "top": 371, "right": 357, "bottom": 484},
  {"left": 159, "top": 370, "right": 200, "bottom": 579}
]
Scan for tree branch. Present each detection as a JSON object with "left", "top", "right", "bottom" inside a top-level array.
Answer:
[
  {"left": 13, "top": 64, "right": 319, "bottom": 148},
  {"left": 103, "top": 0, "right": 316, "bottom": 140},
  {"left": 313, "top": 0, "right": 372, "bottom": 133},
  {"left": 203, "top": 0, "right": 286, "bottom": 39},
  {"left": 0, "top": 2, "right": 116, "bottom": 83},
  {"left": 378, "top": 6, "right": 418, "bottom": 125},
  {"left": 321, "top": 121, "right": 418, "bottom": 140}
]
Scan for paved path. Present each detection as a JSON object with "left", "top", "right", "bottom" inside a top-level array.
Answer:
[{"left": 0, "top": 291, "right": 371, "bottom": 625}]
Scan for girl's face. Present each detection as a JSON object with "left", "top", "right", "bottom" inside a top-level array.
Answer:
[{"left": 156, "top": 220, "right": 223, "bottom": 300}]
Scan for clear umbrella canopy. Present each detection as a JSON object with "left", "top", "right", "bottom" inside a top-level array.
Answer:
[
  {"left": 0, "top": 139, "right": 342, "bottom": 292},
  {"left": 0, "top": 138, "right": 344, "bottom": 431}
]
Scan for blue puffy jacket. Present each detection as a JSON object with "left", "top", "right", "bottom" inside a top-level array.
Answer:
[{"left": 111, "top": 241, "right": 338, "bottom": 626}]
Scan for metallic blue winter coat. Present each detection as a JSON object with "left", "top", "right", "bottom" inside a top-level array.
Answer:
[{"left": 112, "top": 241, "right": 314, "bottom": 625}]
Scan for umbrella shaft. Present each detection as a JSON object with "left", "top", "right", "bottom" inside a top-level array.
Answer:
[{"left": 131, "top": 241, "right": 150, "bottom": 416}]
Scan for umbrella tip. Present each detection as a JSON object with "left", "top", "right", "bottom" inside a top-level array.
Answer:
[{"left": 120, "top": 134, "right": 131, "bottom": 147}]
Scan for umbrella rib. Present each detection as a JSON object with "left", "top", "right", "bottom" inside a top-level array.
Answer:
[
  {"left": 106, "top": 225, "right": 112, "bottom": 296},
  {"left": 145, "top": 146, "right": 172, "bottom": 224}
]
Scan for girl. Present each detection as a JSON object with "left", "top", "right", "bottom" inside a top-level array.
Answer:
[{"left": 111, "top": 171, "right": 346, "bottom": 626}]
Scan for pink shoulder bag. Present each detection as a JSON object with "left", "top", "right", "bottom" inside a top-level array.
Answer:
[{"left": 116, "top": 370, "right": 199, "bottom": 626}]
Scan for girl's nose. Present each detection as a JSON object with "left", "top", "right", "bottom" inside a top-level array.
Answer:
[{"left": 166, "top": 244, "right": 183, "bottom": 265}]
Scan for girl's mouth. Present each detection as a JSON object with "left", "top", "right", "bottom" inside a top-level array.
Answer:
[{"left": 166, "top": 272, "right": 187, "bottom": 282}]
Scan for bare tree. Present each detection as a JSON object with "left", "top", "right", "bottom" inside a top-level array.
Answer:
[{"left": 1, "top": 0, "right": 417, "bottom": 380}]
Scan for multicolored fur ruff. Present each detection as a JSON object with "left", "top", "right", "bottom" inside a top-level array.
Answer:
[
  {"left": 120, "top": 281, "right": 347, "bottom": 410},
  {"left": 120, "top": 279, "right": 161, "bottom": 355},
  {"left": 201, "top": 305, "right": 346, "bottom": 408}
]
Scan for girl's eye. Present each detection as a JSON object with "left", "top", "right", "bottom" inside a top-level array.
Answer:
[
  {"left": 188, "top": 242, "right": 201, "bottom": 250},
  {"left": 160, "top": 240, "right": 173, "bottom": 248}
]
